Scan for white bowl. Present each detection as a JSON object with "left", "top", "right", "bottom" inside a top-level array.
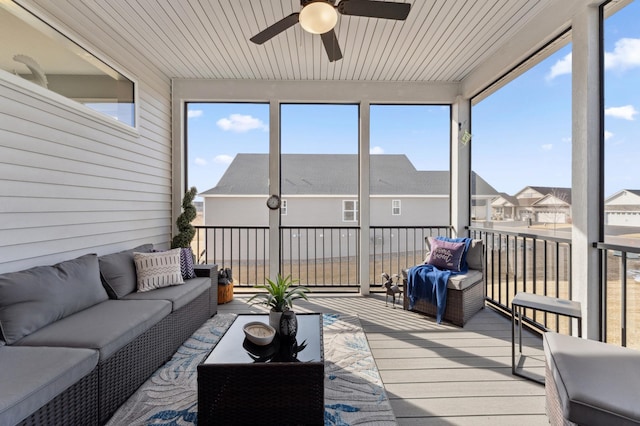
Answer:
[{"left": 243, "top": 321, "right": 276, "bottom": 346}]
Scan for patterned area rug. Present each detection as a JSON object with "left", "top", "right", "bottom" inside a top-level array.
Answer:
[{"left": 106, "top": 313, "right": 396, "bottom": 425}]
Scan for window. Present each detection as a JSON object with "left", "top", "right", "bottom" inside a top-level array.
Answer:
[
  {"left": 603, "top": 0, "right": 640, "bottom": 247},
  {"left": 369, "top": 104, "right": 450, "bottom": 226},
  {"left": 392, "top": 200, "right": 401, "bottom": 216},
  {"left": 472, "top": 35, "right": 572, "bottom": 234},
  {"left": 281, "top": 199, "right": 288, "bottom": 216},
  {"left": 0, "top": 2, "right": 136, "bottom": 127},
  {"left": 343, "top": 200, "right": 358, "bottom": 222}
]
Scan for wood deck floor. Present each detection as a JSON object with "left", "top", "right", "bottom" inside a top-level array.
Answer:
[{"left": 218, "top": 293, "right": 548, "bottom": 425}]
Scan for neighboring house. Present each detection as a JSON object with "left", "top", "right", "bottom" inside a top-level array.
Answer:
[
  {"left": 201, "top": 153, "right": 498, "bottom": 227},
  {"left": 605, "top": 190, "right": 640, "bottom": 227},
  {"left": 490, "top": 186, "right": 572, "bottom": 224},
  {"left": 491, "top": 193, "right": 519, "bottom": 221}
]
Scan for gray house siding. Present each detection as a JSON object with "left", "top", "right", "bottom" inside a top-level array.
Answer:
[{"left": 0, "top": 5, "right": 172, "bottom": 273}]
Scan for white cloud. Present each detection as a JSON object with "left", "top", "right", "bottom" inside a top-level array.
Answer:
[
  {"left": 188, "top": 109, "right": 203, "bottom": 118},
  {"left": 370, "top": 146, "right": 385, "bottom": 154},
  {"left": 546, "top": 52, "right": 572, "bottom": 80},
  {"left": 605, "top": 105, "right": 638, "bottom": 121},
  {"left": 216, "top": 114, "right": 268, "bottom": 132},
  {"left": 214, "top": 154, "right": 234, "bottom": 164},
  {"left": 604, "top": 130, "right": 614, "bottom": 141},
  {"left": 541, "top": 143, "right": 553, "bottom": 151},
  {"left": 194, "top": 157, "right": 207, "bottom": 166},
  {"left": 561, "top": 136, "right": 572, "bottom": 143},
  {"left": 605, "top": 38, "right": 640, "bottom": 72}
]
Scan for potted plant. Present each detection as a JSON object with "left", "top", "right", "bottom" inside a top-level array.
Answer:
[
  {"left": 249, "top": 274, "right": 310, "bottom": 331},
  {"left": 171, "top": 186, "right": 198, "bottom": 278}
]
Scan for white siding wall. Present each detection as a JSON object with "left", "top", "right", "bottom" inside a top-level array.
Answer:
[
  {"left": 0, "top": 2, "right": 172, "bottom": 274},
  {"left": 204, "top": 196, "right": 450, "bottom": 227}
]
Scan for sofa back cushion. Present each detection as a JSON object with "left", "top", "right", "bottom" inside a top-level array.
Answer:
[
  {"left": 0, "top": 253, "right": 108, "bottom": 344},
  {"left": 99, "top": 244, "right": 154, "bottom": 299},
  {"left": 465, "top": 239, "right": 484, "bottom": 270}
]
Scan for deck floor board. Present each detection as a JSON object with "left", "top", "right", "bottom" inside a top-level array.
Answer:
[{"left": 218, "top": 293, "right": 547, "bottom": 425}]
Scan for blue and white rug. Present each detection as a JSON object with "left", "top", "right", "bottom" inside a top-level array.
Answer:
[{"left": 106, "top": 313, "right": 396, "bottom": 425}]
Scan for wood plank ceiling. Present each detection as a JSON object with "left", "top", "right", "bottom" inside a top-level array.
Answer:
[{"left": 30, "top": 0, "right": 553, "bottom": 82}]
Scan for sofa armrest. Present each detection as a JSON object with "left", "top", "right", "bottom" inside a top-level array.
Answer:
[
  {"left": 194, "top": 264, "right": 217, "bottom": 278},
  {"left": 193, "top": 264, "right": 218, "bottom": 315}
]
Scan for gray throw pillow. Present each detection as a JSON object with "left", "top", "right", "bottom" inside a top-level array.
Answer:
[
  {"left": 99, "top": 244, "right": 153, "bottom": 298},
  {"left": 466, "top": 239, "right": 484, "bottom": 270},
  {"left": 0, "top": 253, "right": 108, "bottom": 344}
]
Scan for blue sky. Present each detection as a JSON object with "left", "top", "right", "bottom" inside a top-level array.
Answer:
[{"left": 187, "top": 1, "right": 639, "bottom": 199}]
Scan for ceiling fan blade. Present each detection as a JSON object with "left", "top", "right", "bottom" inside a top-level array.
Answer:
[
  {"left": 320, "top": 29, "right": 343, "bottom": 62},
  {"left": 250, "top": 13, "right": 300, "bottom": 44},
  {"left": 338, "top": 0, "right": 411, "bottom": 20}
]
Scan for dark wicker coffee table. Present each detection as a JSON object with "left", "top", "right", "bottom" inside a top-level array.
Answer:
[{"left": 197, "top": 313, "right": 324, "bottom": 425}]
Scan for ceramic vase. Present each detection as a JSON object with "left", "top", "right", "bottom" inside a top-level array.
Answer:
[
  {"left": 279, "top": 310, "right": 298, "bottom": 338},
  {"left": 269, "top": 310, "right": 282, "bottom": 331}
]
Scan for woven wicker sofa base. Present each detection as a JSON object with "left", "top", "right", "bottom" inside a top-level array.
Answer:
[
  {"left": 18, "top": 368, "right": 99, "bottom": 426},
  {"left": 100, "top": 290, "right": 212, "bottom": 424},
  {"left": 403, "top": 279, "right": 485, "bottom": 326},
  {"left": 545, "top": 364, "right": 578, "bottom": 426}
]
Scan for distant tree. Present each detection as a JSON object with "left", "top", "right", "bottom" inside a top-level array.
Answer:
[
  {"left": 549, "top": 189, "right": 569, "bottom": 234},
  {"left": 172, "top": 187, "right": 198, "bottom": 249}
]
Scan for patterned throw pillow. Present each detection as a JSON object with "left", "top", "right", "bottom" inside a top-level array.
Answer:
[
  {"left": 180, "top": 247, "right": 196, "bottom": 279},
  {"left": 427, "top": 239, "right": 466, "bottom": 272},
  {"left": 133, "top": 249, "right": 184, "bottom": 292}
]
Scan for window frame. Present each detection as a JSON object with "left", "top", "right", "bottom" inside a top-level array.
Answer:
[
  {"left": 392, "top": 199, "right": 401, "bottom": 216},
  {"left": 342, "top": 199, "right": 358, "bottom": 222}
]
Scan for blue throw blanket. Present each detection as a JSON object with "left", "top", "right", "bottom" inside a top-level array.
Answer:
[
  {"left": 407, "top": 237, "right": 471, "bottom": 323},
  {"left": 407, "top": 264, "right": 451, "bottom": 323}
]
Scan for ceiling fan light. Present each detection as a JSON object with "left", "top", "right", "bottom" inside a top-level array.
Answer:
[{"left": 299, "top": 2, "right": 338, "bottom": 34}]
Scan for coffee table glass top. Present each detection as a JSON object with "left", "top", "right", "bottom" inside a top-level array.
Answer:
[{"left": 203, "top": 314, "right": 322, "bottom": 364}]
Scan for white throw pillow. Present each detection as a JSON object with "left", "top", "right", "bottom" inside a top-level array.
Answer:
[{"left": 133, "top": 248, "right": 184, "bottom": 292}]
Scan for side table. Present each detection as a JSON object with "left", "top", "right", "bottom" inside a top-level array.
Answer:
[{"left": 512, "top": 292, "right": 582, "bottom": 384}]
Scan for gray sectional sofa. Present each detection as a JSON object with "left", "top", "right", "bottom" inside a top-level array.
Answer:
[{"left": 0, "top": 244, "right": 218, "bottom": 426}]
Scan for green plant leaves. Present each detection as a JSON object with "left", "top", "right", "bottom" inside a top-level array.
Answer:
[{"left": 248, "top": 274, "right": 310, "bottom": 312}]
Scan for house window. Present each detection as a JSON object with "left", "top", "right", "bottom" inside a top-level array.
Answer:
[
  {"left": 343, "top": 200, "right": 358, "bottom": 222},
  {"left": 392, "top": 200, "right": 401, "bottom": 215},
  {"left": 0, "top": 3, "right": 136, "bottom": 127},
  {"left": 281, "top": 199, "right": 287, "bottom": 215}
]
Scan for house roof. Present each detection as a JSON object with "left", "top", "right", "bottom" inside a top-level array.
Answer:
[
  {"left": 515, "top": 186, "right": 572, "bottom": 204},
  {"left": 200, "top": 154, "right": 498, "bottom": 197}
]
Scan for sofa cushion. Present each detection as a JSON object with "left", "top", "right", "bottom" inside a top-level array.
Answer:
[
  {"left": 544, "top": 332, "right": 640, "bottom": 425},
  {"left": 134, "top": 249, "right": 184, "bottom": 292},
  {"left": 0, "top": 346, "right": 98, "bottom": 426},
  {"left": 179, "top": 247, "right": 196, "bottom": 279},
  {"left": 0, "top": 254, "right": 108, "bottom": 345},
  {"left": 424, "top": 237, "right": 483, "bottom": 271},
  {"left": 427, "top": 238, "right": 466, "bottom": 272},
  {"left": 99, "top": 244, "right": 154, "bottom": 299},
  {"left": 15, "top": 299, "right": 171, "bottom": 361},
  {"left": 124, "top": 276, "right": 210, "bottom": 311},
  {"left": 447, "top": 269, "right": 483, "bottom": 291},
  {"left": 466, "top": 239, "right": 484, "bottom": 270}
]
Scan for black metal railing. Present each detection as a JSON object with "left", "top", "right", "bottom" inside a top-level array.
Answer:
[
  {"left": 194, "top": 225, "right": 451, "bottom": 288},
  {"left": 369, "top": 226, "right": 452, "bottom": 286},
  {"left": 280, "top": 227, "right": 360, "bottom": 287},
  {"left": 468, "top": 226, "right": 573, "bottom": 335},
  {"left": 193, "top": 226, "right": 270, "bottom": 287},
  {"left": 594, "top": 242, "right": 640, "bottom": 348}
]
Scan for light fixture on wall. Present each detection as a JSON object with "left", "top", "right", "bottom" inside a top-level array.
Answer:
[{"left": 299, "top": 1, "right": 338, "bottom": 34}]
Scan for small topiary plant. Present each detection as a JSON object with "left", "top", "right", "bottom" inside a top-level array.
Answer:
[{"left": 171, "top": 186, "right": 198, "bottom": 249}]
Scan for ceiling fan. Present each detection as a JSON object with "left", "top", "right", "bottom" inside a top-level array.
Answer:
[{"left": 250, "top": 0, "right": 411, "bottom": 62}]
